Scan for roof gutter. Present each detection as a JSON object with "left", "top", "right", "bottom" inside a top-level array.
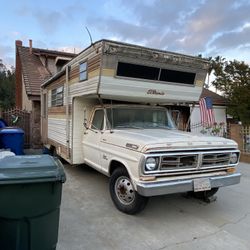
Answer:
[{"left": 42, "top": 68, "right": 66, "bottom": 88}]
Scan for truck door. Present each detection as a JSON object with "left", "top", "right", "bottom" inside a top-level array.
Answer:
[{"left": 82, "top": 109, "right": 104, "bottom": 171}]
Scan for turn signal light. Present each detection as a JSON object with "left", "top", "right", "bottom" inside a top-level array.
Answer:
[
  {"left": 227, "top": 167, "right": 236, "bottom": 174},
  {"left": 140, "top": 176, "right": 156, "bottom": 181}
]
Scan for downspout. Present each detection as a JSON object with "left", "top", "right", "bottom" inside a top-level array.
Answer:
[{"left": 65, "top": 65, "right": 70, "bottom": 160}]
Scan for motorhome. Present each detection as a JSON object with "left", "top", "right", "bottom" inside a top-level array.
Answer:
[{"left": 41, "top": 40, "right": 240, "bottom": 214}]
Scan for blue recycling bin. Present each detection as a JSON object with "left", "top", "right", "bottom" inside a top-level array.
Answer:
[
  {"left": 0, "top": 118, "right": 7, "bottom": 128},
  {"left": 0, "top": 127, "right": 24, "bottom": 155}
]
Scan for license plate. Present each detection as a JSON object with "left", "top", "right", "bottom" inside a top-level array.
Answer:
[{"left": 193, "top": 178, "right": 211, "bottom": 192}]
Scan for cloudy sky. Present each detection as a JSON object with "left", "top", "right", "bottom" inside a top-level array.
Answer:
[{"left": 1, "top": 0, "right": 250, "bottom": 66}]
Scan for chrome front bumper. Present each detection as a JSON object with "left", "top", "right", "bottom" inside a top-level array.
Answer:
[{"left": 136, "top": 173, "right": 241, "bottom": 197}]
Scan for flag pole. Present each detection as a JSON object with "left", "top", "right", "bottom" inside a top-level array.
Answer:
[{"left": 185, "top": 102, "right": 195, "bottom": 132}]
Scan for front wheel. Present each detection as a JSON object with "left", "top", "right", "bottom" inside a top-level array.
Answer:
[{"left": 109, "top": 167, "right": 148, "bottom": 214}]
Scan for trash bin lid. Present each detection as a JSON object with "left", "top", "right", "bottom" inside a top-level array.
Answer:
[
  {"left": 0, "top": 127, "right": 24, "bottom": 134},
  {"left": 0, "top": 155, "right": 66, "bottom": 185}
]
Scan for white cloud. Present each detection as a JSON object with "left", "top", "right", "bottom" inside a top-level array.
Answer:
[
  {"left": 0, "top": 45, "right": 14, "bottom": 65},
  {"left": 16, "top": 2, "right": 86, "bottom": 35},
  {"left": 210, "top": 26, "right": 250, "bottom": 51},
  {"left": 87, "top": 0, "right": 250, "bottom": 60},
  {"left": 2, "top": 0, "right": 250, "bottom": 66}
]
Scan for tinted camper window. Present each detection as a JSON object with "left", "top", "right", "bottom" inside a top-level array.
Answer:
[
  {"left": 79, "top": 61, "right": 87, "bottom": 81},
  {"left": 116, "top": 62, "right": 196, "bottom": 85},
  {"left": 160, "top": 69, "right": 195, "bottom": 85},
  {"left": 117, "top": 62, "right": 159, "bottom": 80}
]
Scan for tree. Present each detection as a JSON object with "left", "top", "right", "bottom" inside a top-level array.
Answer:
[
  {"left": 0, "top": 59, "right": 15, "bottom": 110},
  {"left": 210, "top": 57, "right": 250, "bottom": 125}
]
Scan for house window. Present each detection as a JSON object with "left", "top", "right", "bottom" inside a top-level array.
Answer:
[
  {"left": 79, "top": 61, "right": 87, "bottom": 81},
  {"left": 51, "top": 86, "right": 64, "bottom": 107}
]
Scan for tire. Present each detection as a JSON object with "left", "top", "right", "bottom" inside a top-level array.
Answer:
[
  {"left": 109, "top": 167, "right": 148, "bottom": 214},
  {"left": 192, "top": 187, "right": 219, "bottom": 199}
]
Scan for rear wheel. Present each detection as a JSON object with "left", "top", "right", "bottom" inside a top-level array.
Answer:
[{"left": 109, "top": 167, "right": 148, "bottom": 214}]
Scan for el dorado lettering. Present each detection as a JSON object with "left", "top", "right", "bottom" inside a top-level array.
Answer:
[{"left": 147, "top": 89, "right": 165, "bottom": 95}]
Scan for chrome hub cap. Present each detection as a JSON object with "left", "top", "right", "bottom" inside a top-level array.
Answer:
[{"left": 115, "top": 176, "right": 135, "bottom": 205}]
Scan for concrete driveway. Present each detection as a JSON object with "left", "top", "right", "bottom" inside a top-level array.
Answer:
[{"left": 57, "top": 163, "right": 250, "bottom": 250}]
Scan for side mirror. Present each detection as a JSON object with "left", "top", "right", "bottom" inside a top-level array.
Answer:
[{"left": 83, "top": 118, "right": 88, "bottom": 129}]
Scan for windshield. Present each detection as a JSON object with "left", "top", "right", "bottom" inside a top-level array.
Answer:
[{"left": 106, "top": 107, "right": 176, "bottom": 129}]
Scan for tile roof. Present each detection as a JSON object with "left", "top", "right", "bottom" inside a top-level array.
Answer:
[
  {"left": 200, "top": 88, "right": 227, "bottom": 106},
  {"left": 17, "top": 46, "right": 76, "bottom": 98},
  {"left": 18, "top": 46, "right": 51, "bottom": 97}
]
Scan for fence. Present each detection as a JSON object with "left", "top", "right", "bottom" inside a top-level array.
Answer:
[
  {"left": 242, "top": 126, "right": 250, "bottom": 153},
  {"left": 190, "top": 122, "right": 226, "bottom": 137},
  {"left": 190, "top": 123, "right": 250, "bottom": 152},
  {"left": 1, "top": 107, "right": 31, "bottom": 148}
]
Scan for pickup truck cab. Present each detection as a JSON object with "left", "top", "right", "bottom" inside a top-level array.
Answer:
[{"left": 82, "top": 104, "right": 241, "bottom": 214}]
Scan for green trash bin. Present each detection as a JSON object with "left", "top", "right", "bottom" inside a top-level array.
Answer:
[{"left": 0, "top": 155, "right": 66, "bottom": 250}]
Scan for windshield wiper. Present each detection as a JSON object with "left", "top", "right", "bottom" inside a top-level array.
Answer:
[
  {"left": 143, "top": 124, "right": 171, "bottom": 129},
  {"left": 115, "top": 125, "right": 141, "bottom": 129}
]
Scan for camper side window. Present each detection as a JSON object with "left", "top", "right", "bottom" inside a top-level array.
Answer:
[
  {"left": 79, "top": 61, "right": 87, "bottom": 81},
  {"left": 51, "top": 86, "right": 64, "bottom": 107}
]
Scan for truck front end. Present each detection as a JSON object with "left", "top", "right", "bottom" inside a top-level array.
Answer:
[
  {"left": 137, "top": 144, "right": 240, "bottom": 197},
  {"left": 105, "top": 105, "right": 241, "bottom": 214}
]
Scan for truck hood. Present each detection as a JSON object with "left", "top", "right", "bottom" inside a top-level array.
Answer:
[{"left": 103, "top": 129, "right": 237, "bottom": 152}]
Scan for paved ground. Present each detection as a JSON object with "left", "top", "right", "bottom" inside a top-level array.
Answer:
[{"left": 57, "top": 163, "right": 250, "bottom": 250}]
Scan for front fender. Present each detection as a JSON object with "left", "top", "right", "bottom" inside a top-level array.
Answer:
[
  {"left": 107, "top": 154, "right": 142, "bottom": 191},
  {"left": 108, "top": 157, "right": 133, "bottom": 175}
]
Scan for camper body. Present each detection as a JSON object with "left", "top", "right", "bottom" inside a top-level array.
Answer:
[{"left": 41, "top": 40, "right": 241, "bottom": 214}]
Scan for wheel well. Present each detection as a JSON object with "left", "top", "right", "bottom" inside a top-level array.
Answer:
[
  {"left": 50, "top": 145, "right": 56, "bottom": 155},
  {"left": 109, "top": 160, "right": 127, "bottom": 176}
]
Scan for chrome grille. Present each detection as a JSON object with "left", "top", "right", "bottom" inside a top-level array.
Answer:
[
  {"left": 161, "top": 155, "right": 197, "bottom": 170},
  {"left": 143, "top": 149, "right": 239, "bottom": 176},
  {"left": 202, "top": 153, "right": 230, "bottom": 167}
]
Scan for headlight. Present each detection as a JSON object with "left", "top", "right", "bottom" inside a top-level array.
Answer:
[
  {"left": 145, "top": 157, "right": 159, "bottom": 171},
  {"left": 229, "top": 152, "right": 238, "bottom": 164}
]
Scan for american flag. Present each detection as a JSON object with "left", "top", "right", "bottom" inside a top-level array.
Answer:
[{"left": 199, "top": 97, "right": 215, "bottom": 126}]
